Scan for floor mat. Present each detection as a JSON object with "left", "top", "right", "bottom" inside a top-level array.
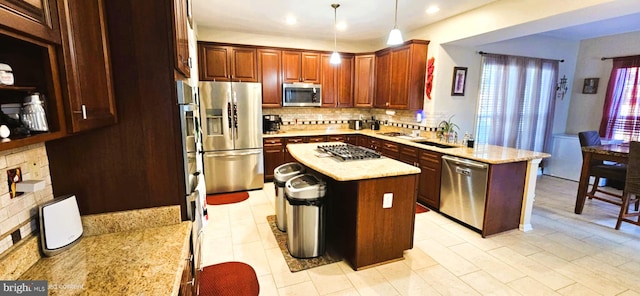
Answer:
[
  {"left": 206, "top": 191, "right": 249, "bottom": 205},
  {"left": 416, "top": 203, "right": 430, "bottom": 214},
  {"left": 266, "top": 215, "right": 342, "bottom": 272},
  {"left": 199, "top": 261, "right": 260, "bottom": 296}
]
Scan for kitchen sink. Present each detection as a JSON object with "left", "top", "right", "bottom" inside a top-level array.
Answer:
[{"left": 415, "top": 141, "right": 457, "bottom": 149}]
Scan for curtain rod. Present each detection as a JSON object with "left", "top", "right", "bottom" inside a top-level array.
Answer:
[
  {"left": 477, "top": 51, "right": 564, "bottom": 63},
  {"left": 601, "top": 54, "right": 640, "bottom": 61}
]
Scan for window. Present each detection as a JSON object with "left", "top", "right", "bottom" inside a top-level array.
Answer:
[
  {"left": 599, "top": 56, "right": 640, "bottom": 141},
  {"left": 475, "top": 54, "right": 558, "bottom": 152}
]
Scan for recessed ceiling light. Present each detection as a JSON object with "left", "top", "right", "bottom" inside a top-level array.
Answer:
[
  {"left": 426, "top": 6, "right": 440, "bottom": 14},
  {"left": 336, "top": 21, "right": 347, "bottom": 31},
  {"left": 286, "top": 16, "right": 297, "bottom": 25}
]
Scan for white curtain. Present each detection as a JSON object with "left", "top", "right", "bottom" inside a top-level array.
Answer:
[{"left": 475, "top": 54, "right": 558, "bottom": 153}]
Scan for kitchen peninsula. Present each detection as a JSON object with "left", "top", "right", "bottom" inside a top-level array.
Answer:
[{"left": 287, "top": 143, "right": 420, "bottom": 270}]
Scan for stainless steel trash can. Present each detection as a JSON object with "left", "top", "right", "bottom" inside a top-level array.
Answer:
[
  {"left": 273, "top": 162, "right": 305, "bottom": 232},
  {"left": 285, "top": 174, "right": 326, "bottom": 258}
]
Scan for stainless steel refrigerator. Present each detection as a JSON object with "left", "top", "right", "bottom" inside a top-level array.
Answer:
[{"left": 199, "top": 81, "right": 264, "bottom": 194}]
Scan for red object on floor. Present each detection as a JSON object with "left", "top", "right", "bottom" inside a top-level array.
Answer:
[
  {"left": 199, "top": 262, "right": 260, "bottom": 296},
  {"left": 206, "top": 191, "right": 249, "bottom": 205},
  {"left": 416, "top": 203, "right": 430, "bottom": 214}
]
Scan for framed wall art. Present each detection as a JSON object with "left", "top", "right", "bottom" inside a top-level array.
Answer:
[
  {"left": 451, "top": 67, "right": 468, "bottom": 96},
  {"left": 582, "top": 78, "right": 599, "bottom": 94}
]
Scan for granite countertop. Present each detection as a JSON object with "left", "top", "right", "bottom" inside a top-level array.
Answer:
[
  {"left": 287, "top": 142, "right": 421, "bottom": 181},
  {"left": 3, "top": 206, "right": 192, "bottom": 296},
  {"left": 266, "top": 128, "right": 551, "bottom": 164},
  {"left": 19, "top": 221, "right": 191, "bottom": 295}
]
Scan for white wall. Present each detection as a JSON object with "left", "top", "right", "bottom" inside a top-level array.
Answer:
[{"left": 566, "top": 30, "right": 640, "bottom": 134}]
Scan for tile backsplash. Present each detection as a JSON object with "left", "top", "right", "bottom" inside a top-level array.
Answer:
[
  {"left": 264, "top": 107, "right": 442, "bottom": 133},
  {"left": 0, "top": 143, "right": 53, "bottom": 256}
]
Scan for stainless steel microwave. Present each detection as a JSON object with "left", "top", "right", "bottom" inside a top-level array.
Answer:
[{"left": 282, "top": 83, "right": 321, "bottom": 107}]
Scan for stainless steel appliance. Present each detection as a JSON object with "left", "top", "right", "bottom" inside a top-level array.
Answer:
[
  {"left": 440, "top": 155, "right": 489, "bottom": 230},
  {"left": 282, "top": 83, "right": 321, "bottom": 107},
  {"left": 317, "top": 143, "right": 381, "bottom": 161},
  {"left": 263, "top": 114, "right": 282, "bottom": 134},
  {"left": 348, "top": 119, "right": 363, "bottom": 130},
  {"left": 177, "top": 81, "right": 207, "bottom": 235},
  {"left": 199, "top": 81, "right": 263, "bottom": 194}
]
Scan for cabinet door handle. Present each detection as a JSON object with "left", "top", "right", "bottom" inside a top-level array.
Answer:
[{"left": 73, "top": 105, "right": 87, "bottom": 119}]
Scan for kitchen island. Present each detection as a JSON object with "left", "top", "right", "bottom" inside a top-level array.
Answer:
[
  {"left": 287, "top": 143, "right": 421, "bottom": 270},
  {"left": 267, "top": 129, "right": 550, "bottom": 234}
]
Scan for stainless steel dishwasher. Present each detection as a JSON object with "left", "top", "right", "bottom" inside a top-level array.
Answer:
[{"left": 440, "top": 155, "right": 489, "bottom": 230}]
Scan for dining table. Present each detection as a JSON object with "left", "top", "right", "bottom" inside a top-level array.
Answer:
[{"left": 575, "top": 143, "right": 629, "bottom": 214}]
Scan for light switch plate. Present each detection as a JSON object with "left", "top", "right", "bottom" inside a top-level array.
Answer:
[{"left": 383, "top": 193, "right": 393, "bottom": 208}]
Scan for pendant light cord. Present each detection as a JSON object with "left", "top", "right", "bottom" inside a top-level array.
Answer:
[
  {"left": 332, "top": 4, "right": 339, "bottom": 51},
  {"left": 394, "top": 0, "right": 399, "bottom": 29}
]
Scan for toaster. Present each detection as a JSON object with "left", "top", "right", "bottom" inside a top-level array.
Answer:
[{"left": 348, "top": 120, "right": 363, "bottom": 130}]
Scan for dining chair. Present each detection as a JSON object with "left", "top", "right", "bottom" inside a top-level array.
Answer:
[
  {"left": 616, "top": 141, "right": 640, "bottom": 229},
  {"left": 578, "top": 131, "right": 627, "bottom": 206}
]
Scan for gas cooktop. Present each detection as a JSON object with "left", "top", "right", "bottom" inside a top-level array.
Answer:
[{"left": 316, "top": 143, "right": 381, "bottom": 161}]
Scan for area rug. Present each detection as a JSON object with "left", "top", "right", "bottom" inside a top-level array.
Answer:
[
  {"left": 416, "top": 203, "right": 430, "bottom": 214},
  {"left": 199, "top": 261, "right": 260, "bottom": 296},
  {"left": 266, "top": 215, "right": 342, "bottom": 272},
  {"left": 206, "top": 191, "right": 249, "bottom": 205}
]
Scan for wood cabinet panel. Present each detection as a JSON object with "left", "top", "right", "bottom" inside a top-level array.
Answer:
[
  {"left": 321, "top": 54, "right": 353, "bottom": 107},
  {"left": 374, "top": 40, "right": 428, "bottom": 110},
  {"left": 373, "top": 50, "right": 390, "bottom": 108},
  {"left": 321, "top": 54, "right": 336, "bottom": 107},
  {"left": 417, "top": 150, "right": 442, "bottom": 209},
  {"left": 389, "top": 46, "right": 410, "bottom": 109},
  {"left": 345, "top": 135, "right": 358, "bottom": 145},
  {"left": 0, "top": 0, "right": 61, "bottom": 43},
  {"left": 58, "top": 0, "right": 117, "bottom": 133},
  {"left": 282, "top": 51, "right": 320, "bottom": 83},
  {"left": 172, "top": 0, "right": 190, "bottom": 77},
  {"left": 483, "top": 161, "right": 527, "bottom": 237},
  {"left": 198, "top": 43, "right": 257, "bottom": 82},
  {"left": 327, "top": 135, "right": 345, "bottom": 142},
  {"left": 258, "top": 49, "right": 282, "bottom": 107},
  {"left": 306, "top": 135, "right": 326, "bottom": 143},
  {"left": 354, "top": 54, "right": 374, "bottom": 107},
  {"left": 263, "top": 138, "right": 284, "bottom": 181},
  {"left": 380, "top": 140, "right": 399, "bottom": 158},
  {"left": 398, "top": 145, "right": 418, "bottom": 165},
  {"left": 231, "top": 47, "right": 257, "bottom": 82},
  {"left": 284, "top": 137, "right": 304, "bottom": 162}
]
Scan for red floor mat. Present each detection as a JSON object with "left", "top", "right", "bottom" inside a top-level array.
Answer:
[
  {"left": 206, "top": 191, "right": 249, "bottom": 205},
  {"left": 199, "top": 262, "right": 259, "bottom": 296},
  {"left": 416, "top": 203, "right": 430, "bottom": 214}
]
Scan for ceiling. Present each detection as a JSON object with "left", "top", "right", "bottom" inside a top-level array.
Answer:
[{"left": 191, "top": 0, "right": 640, "bottom": 44}]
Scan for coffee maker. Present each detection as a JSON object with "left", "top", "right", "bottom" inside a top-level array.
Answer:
[{"left": 263, "top": 115, "right": 282, "bottom": 134}]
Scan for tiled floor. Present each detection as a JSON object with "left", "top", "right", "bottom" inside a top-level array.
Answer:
[{"left": 201, "top": 175, "right": 640, "bottom": 296}]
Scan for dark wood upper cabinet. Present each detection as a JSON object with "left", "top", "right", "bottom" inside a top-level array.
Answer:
[
  {"left": 172, "top": 0, "right": 190, "bottom": 77},
  {"left": 57, "top": 0, "right": 117, "bottom": 132},
  {"left": 0, "top": 0, "right": 61, "bottom": 43},
  {"left": 321, "top": 54, "right": 353, "bottom": 107},
  {"left": 373, "top": 50, "right": 390, "bottom": 108},
  {"left": 198, "top": 43, "right": 257, "bottom": 82},
  {"left": 374, "top": 40, "right": 428, "bottom": 110},
  {"left": 354, "top": 54, "right": 374, "bottom": 107},
  {"left": 282, "top": 50, "right": 321, "bottom": 83},
  {"left": 258, "top": 48, "right": 282, "bottom": 108}
]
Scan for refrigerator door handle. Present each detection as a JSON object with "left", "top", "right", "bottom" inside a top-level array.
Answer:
[
  {"left": 233, "top": 102, "right": 238, "bottom": 140},
  {"left": 226, "top": 102, "right": 232, "bottom": 140}
]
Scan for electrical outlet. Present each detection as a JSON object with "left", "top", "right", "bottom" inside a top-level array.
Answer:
[{"left": 383, "top": 193, "right": 393, "bottom": 208}]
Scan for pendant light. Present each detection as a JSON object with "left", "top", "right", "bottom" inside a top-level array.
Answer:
[
  {"left": 387, "top": 0, "right": 403, "bottom": 45},
  {"left": 330, "top": 4, "right": 341, "bottom": 64}
]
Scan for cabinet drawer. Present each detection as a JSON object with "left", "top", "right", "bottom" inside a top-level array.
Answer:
[
  {"left": 327, "top": 135, "right": 345, "bottom": 142},
  {"left": 400, "top": 145, "right": 418, "bottom": 158},
  {"left": 307, "top": 136, "right": 327, "bottom": 143},
  {"left": 264, "top": 138, "right": 283, "bottom": 146},
  {"left": 420, "top": 150, "right": 442, "bottom": 165},
  {"left": 286, "top": 137, "right": 304, "bottom": 144}
]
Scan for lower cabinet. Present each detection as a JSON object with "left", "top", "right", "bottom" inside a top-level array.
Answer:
[
  {"left": 284, "top": 137, "right": 304, "bottom": 163},
  {"left": 264, "top": 138, "right": 285, "bottom": 180},
  {"left": 179, "top": 249, "right": 194, "bottom": 296},
  {"left": 417, "top": 150, "right": 442, "bottom": 209}
]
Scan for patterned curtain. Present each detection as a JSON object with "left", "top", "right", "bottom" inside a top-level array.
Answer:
[
  {"left": 599, "top": 56, "right": 640, "bottom": 141},
  {"left": 476, "top": 53, "right": 558, "bottom": 153}
]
